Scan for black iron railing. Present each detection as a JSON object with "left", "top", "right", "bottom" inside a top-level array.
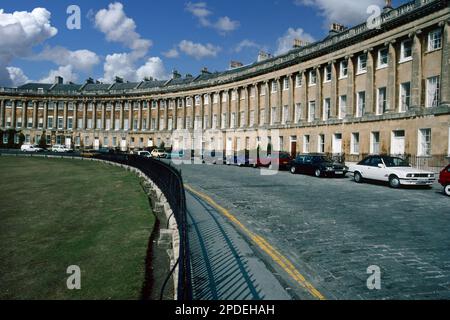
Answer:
[{"left": 95, "top": 153, "right": 192, "bottom": 300}]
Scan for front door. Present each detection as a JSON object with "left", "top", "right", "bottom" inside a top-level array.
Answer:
[
  {"left": 333, "top": 134, "right": 342, "bottom": 155},
  {"left": 290, "top": 136, "right": 297, "bottom": 158}
]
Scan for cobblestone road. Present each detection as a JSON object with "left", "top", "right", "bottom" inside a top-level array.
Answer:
[{"left": 178, "top": 162, "right": 450, "bottom": 300}]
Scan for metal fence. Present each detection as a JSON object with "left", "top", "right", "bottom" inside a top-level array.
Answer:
[{"left": 95, "top": 153, "right": 192, "bottom": 301}]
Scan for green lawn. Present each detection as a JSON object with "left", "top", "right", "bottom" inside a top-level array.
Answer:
[{"left": 0, "top": 156, "right": 155, "bottom": 300}]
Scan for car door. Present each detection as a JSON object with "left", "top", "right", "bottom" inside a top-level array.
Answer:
[
  {"left": 303, "top": 156, "right": 314, "bottom": 174},
  {"left": 356, "top": 157, "right": 372, "bottom": 178},
  {"left": 365, "top": 156, "right": 383, "bottom": 180}
]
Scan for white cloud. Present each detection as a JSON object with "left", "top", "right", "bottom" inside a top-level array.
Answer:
[
  {"left": 275, "top": 27, "right": 315, "bottom": 56},
  {"left": 100, "top": 53, "right": 168, "bottom": 83},
  {"left": 185, "top": 2, "right": 239, "bottom": 34},
  {"left": 294, "top": 0, "right": 385, "bottom": 26},
  {"left": 39, "top": 65, "right": 78, "bottom": 84},
  {"left": 185, "top": 2, "right": 212, "bottom": 27},
  {"left": 7, "top": 67, "right": 29, "bottom": 87},
  {"left": 34, "top": 46, "right": 100, "bottom": 72},
  {"left": 0, "top": 7, "right": 58, "bottom": 86},
  {"left": 215, "top": 16, "right": 240, "bottom": 34},
  {"left": 234, "top": 40, "right": 262, "bottom": 53},
  {"left": 163, "top": 48, "right": 180, "bottom": 59},
  {"left": 136, "top": 57, "right": 168, "bottom": 80},
  {"left": 178, "top": 40, "right": 221, "bottom": 60},
  {"left": 94, "top": 2, "right": 152, "bottom": 57}
]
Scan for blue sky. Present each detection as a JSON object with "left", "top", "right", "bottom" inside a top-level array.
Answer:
[{"left": 0, "top": 0, "right": 408, "bottom": 86}]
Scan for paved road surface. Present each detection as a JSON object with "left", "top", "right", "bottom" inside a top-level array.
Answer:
[{"left": 179, "top": 162, "right": 450, "bottom": 300}]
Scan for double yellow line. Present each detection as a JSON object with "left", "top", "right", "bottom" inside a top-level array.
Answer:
[{"left": 184, "top": 184, "right": 326, "bottom": 300}]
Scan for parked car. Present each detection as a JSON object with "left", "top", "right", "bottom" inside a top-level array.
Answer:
[
  {"left": 21, "top": 144, "right": 44, "bottom": 153},
  {"left": 348, "top": 155, "right": 436, "bottom": 188},
  {"left": 151, "top": 149, "right": 168, "bottom": 158},
  {"left": 438, "top": 164, "right": 450, "bottom": 196},
  {"left": 256, "top": 151, "right": 293, "bottom": 170},
  {"left": 289, "top": 154, "right": 348, "bottom": 177},
  {"left": 51, "top": 144, "right": 73, "bottom": 153},
  {"left": 136, "top": 150, "right": 151, "bottom": 158}
]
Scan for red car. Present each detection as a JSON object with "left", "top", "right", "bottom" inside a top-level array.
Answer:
[
  {"left": 438, "top": 164, "right": 450, "bottom": 196},
  {"left": 256, "top": 151, "right": 293, "bottom": 170}
]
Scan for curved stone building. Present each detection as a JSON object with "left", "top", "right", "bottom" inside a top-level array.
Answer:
[{"left": 1, "top": 0, "right": 450, "bottom": 164}]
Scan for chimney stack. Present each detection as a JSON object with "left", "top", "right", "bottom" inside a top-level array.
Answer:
[
  {"left": 293, "top": 38, "right": 310, "bottom": 48},
  {"left": 172, "top": 70, "right": 181, "bottom": 80},
  {"left": 54, "top": 76, "right": 63, "bottom": 85},
  {"left": 257, "top": 51, "right": 273, "bottom": 62},
  {"left": 384, "top": 0, "right": 393, "bottom": 13},
  {"left": 329, "top": 23, "right": 346, "bottom": 35},
  {"left": 114, "top": 76, "right": 124, "bottom": 83},
  {"left": 201, "top": 67, "right": 211, "bottom": 75},
  {"left": 230, "top": 61, "right": 244, "bottom": 69}
]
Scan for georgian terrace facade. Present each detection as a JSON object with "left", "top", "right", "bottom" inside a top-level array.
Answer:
[{"left": 1, "top": 0, "right": 450, "bottom": 161}]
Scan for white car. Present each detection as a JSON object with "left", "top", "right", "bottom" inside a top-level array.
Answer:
[
  {"left": 51, "top": 144, "right": 72, "bottom": 153},
  {"left": 136, "top": 151, "right": 151, "bottom": 158},
  {"left": 21, "top": 144, "right": 43, "bottom": 152},
  {"left": 151, "top": 149, "right": 168, "bottom": 158},
  {"left": 348, "top": 155, "right": 436, "bottom": 188}
]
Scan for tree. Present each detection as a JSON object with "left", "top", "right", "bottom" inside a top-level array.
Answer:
[{"left": 38, "top": 132, "right": 47, "bottom": 149}]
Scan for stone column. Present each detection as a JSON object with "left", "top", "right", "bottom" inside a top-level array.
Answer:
[
  {"left": 277, "top": 78, "right": 282, "bottom": 124},
  {"left": 208, "top": 94, "right": 213, "bottom": 129},
  {"left": 146, "top": 101, "right": 151, "bottom": 130},
  {"left": 386, "top": 41, "right": 397, "bottom": 113},
  {"left": 217, "top": 92, "right": 222, "bottom": 129},
  {"left": 182, "top": 98, "right": 187, "bottom": 130},
  {"left": 346, "top": 55, "right": 355, "bottom": 117},
  {"left": 73, "top": 102, "right": 78, "bottom": 130},
  {"left": 11, "top": 100, "right": 16, "bottom": 128},
  {"left": 22, "top": 100, "right": 27, "bottom": 129},
  {"left": 365, "top": 49, "right": 375, "bottom": 114},
  {"left": 53, "top": 102, "right": 57, "bottom": 128},
  {"left": 301, "top": 71, "right": 308, "bottom": 120},
  {"left": 244, "top": 86, "right": 249, "bottom": 128},
  {"left": 83, "top": 102, "right": 88, "bottom": 130},
  {"left": 32, "top": 101, "right": 38, "bottom": 129},
  {"left": 315, "top": 67, "right": 322, "bottom": 120},
  {"left": 63, "top": 101, "right": 68, "bottom": 129},
  {"left": 235, "top": 88, "right": 240, "bottom": 128},
  {"left": 264, "top": 81, "right": 270, "bottom": 125},
  {"left": 191, "top": 96, "right": 195, "bottom": 129},
  {"left": 330, "top": 62, "right": 338, "bottom": 118},
  {"left": 226, "top": 91, "right": 231, "bottom": 128},
  {"left": 164, "top": 100, "right": 169, "bottom": 130},
  {"left": 128, "top": 101, "right": 133, "bottom": 131},
  {"left": 43, "top": 101, "right": 48, "bottom": 130},
  {"left": 119, "top": 102, "right": 124, "bottom": 130},
  {"left": 440, "top": 20, "right": 450, "bottom": 106},
  {"left": 101, "top": 103, "right": 106, "bottom": 130},
  {"left": 0, "top": 100, "right": 5, "bottom": 128},
  {"left": 288, "top": 74, "right": 295, "bottom": 123},
  {"left": 156, "top": 100, "right": 160, "bottom": 131},
  {"left": 411, "top": 31, "right": 423, "bottom": 109},
  {"left": 254, "top": 84, "right": 260, "bottom": 128},
  {"left": 110, "top": 102, "right": 115, "bottom": 131}
]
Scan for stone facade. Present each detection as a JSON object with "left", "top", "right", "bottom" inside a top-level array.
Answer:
[{"left": 1, "top": 0, "right": 449, "bottom": 161}]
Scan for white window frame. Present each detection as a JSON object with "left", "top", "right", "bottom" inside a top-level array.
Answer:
[
  {"left": 357, "top": 54, "right": 367, "bottom": 74},
  {"left": 370, "top": 132, "right": 380, "bottom": 154},
  {"left": 400, "top": 39, "right": 413, "bottom": 63},
  {"left": 295, "top": 74, "right": 302, "bottom": 87},
  {"left": 339, "top": 60, "right": 348, "bottom": 79},
  {"left": 339, "top": 95, "right": 347, "bottom": 119},
  {"left": 356, "top": 91, "right": 366, "bottom": 118},
  {"left": 303, "top": 135, "right": 310, "bottom": 154},
  {"left": 377, "top": 47, "right": 388, "bottom": 69},
  {"left": 308, "top": 101, "right": 316, "bottom": 123},
  {"left": 428, "top": 28, "right": 442, "bottom": 52},
  {"left": 323, "top": 98, "right": 331, "bottom": 121},
  {"left": 399, "top": 82, "right": 411, "bottom": 112},
  {"left": 318, "top": 134, "right": 325, "bottom": 153},
  {"left": 377, "top": 87, "right": 387, "bottom": 115},
  {"left": 426, "top": 76, "right": 440, "bottom": 108},
  {"left": 283, "top": 77, "right": 289, "bottom": 91},
  {"left": 309, "top": 70, "right": 317, "bottom": 86},
  {"left": 351, "top": 133, "right": 360, "bottom": 155},
  {"left": 418, "top": 128, "right": 432, "bottom": 157},
  {"left": 324, "top": 65, "right": 332, "bottom": 83}
]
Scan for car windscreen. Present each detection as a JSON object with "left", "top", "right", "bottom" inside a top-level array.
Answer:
[
  {"left": 312, "top": 156, "right": 332, "bottom": 163},
  {"left": 382, "top": 157, "right": 410, "bottom": 167}
]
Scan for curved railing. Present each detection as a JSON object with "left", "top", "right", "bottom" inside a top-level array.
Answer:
[{"left": 95, "top": 153, "right": 192, "bottom": 300}]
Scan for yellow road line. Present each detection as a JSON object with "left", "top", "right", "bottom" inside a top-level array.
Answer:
[{"left": 184, "top": 184, "right": 326, "bottom": 300}]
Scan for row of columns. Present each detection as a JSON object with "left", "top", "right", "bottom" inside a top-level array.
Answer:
[{"left": 1, "top": 21, "right": 449, "bottom": 132}]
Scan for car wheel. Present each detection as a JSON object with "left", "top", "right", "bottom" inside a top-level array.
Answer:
[
  {"left": 290, "top": 166, "right": 297, "bottom": 174},
  {"left": 314, "top": 169, "right": 321, "bottom": 178},
  {"left": 354, "top": 172, "right": 363, "bottom": 183},
  {"left": 389, "top": 175, "right": 401, "bottom": 189},
  {"left": 445, "top": 185, "right": 450, "bottom": 196}
]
